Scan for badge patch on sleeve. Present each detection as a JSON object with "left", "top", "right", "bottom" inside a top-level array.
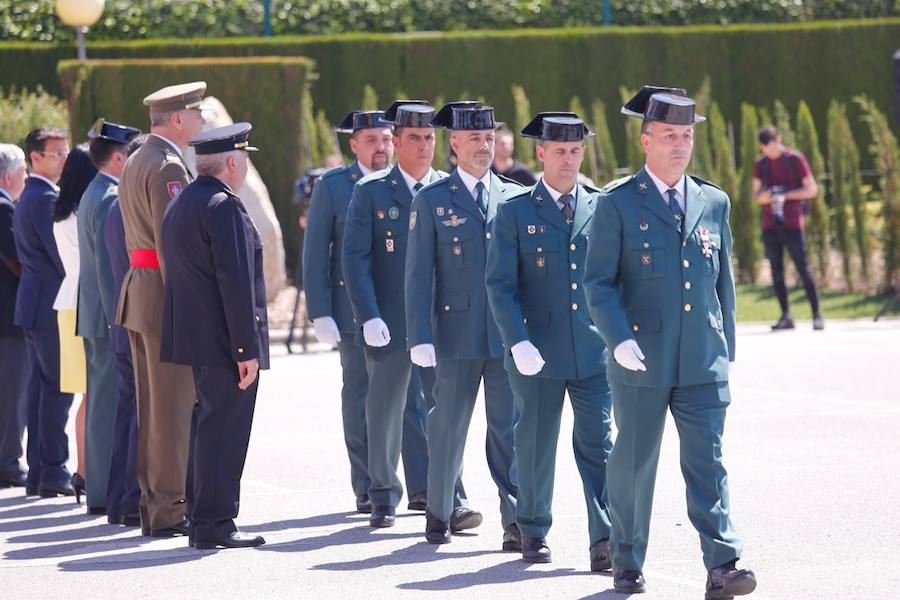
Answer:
[
  {"left": 409, "top": 211, "right": 417, "bottom": 230},
  {"left": 166, "top": 181, "right": 183, "bottom": 199}
]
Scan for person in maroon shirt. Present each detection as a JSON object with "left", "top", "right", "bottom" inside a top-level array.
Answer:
[{"left": 752, "top": 126, "right": 824, "bottom": 331}]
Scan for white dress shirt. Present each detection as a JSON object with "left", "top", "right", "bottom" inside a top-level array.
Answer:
[
  {"left": 398, "top": 166, "right": 435, "bottom": 196},
  {"left": 644, "top": 164, "right": 686, "bottom": 213},
  {"left": 541, "top": 177, "right": 577, "bottom": 211},
  {"left": 456, "top": 167, "right": 491, "bottom": 203}
]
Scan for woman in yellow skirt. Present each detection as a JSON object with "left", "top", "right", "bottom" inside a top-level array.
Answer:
[{"left": 52, "top": 144, "right": 95, "bottom": 502}]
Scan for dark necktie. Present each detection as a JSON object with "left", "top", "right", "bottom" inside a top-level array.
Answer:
[
  {"left": 667, "top": 188, "right": 683, "bottom": 232},
  {"left": 560, "top": 193, "right": 575, "bottom": 227},
  {"left": 474, "top": 181, "right": 486, "bottom": 216},
  {"left": 413, "top": 182, "right": 423, "bottom": 192}
]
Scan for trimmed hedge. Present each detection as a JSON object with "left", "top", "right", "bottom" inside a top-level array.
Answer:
[
  {"left": 57, "top": 57, "right": 314, "bottom": 271},
  {"left": 1, "top": 20, "right": 895, "bottom": 161}
]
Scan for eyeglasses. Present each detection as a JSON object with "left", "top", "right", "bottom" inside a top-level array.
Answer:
[{"left": 38, "top": 151, "right": 69, "bottom": 159}]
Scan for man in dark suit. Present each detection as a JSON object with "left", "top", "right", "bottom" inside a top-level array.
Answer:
[
  {"left": 13, "top": 127, "right": 75, "bottom": 498},
  {"left": 77, "top": 119, "right": 141, "bottom": 514},
  {"left": 0, "top": 143, "right": 29, "bottom": 488},
  {"left": 160, "top": 123, "right": 267, "bottom": 549}
]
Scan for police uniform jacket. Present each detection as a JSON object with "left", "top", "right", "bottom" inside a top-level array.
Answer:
[
  {"left": 159, "top": 175, "right": 269, "bottom": 370},
  {"left": 76, "top": 173, "right": 118, "bottom": 339},
  {"left": 584, "top": 168, "right": 736, "bottom": 388},
  {"left": 405, "top": 169, "right": 522, "bottom": 360},
  {"left": 302, "top": 162, "right": 365, "bottom": 335},
  {"left": 342, "top": 164, "right": 445, "bottom": 353},
  {"left": 486, "top": 180, "right": 607, "bottom": 380},
  {"left": 12, "top": 176, "right": 65, "bottom": 330},
  {"left": 115, "top": 134, "right": 191, "bottom": 334}
]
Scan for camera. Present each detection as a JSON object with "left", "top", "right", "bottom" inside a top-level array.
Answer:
[{"left": 768, "top": 185, "right": 786, "bottom": 224}]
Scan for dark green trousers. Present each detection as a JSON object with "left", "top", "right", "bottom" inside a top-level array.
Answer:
[
  {"left": 607, "top": 381, "right": 743, "bottom": 571},
  {"left": 84, "top": 336, "right": 118, "bottom": 509},
  {"left": 509, "top": 370, "right": 612, "bottom": 544},
  {"left": 337, "top": 339, "right": 369, "bottom": 497}
]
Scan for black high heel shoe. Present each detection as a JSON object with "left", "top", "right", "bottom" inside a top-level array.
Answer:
[{"left": 71, "top": 473, "right": 86, "bottom": 505}]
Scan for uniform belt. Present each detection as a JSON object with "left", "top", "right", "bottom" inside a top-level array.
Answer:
[{"left": 130, "top": 248, "right": 160, "bottom": 270}]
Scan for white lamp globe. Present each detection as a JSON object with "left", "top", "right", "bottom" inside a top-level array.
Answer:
[{"left": 56, "top": 0, "right": 105, "bottom": 27}]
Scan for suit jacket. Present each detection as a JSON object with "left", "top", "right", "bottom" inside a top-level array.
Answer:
[
  {"left": 76, "top": 173, "right": 118, "bottom": 339},
  {"left": 12, "top": 176, "right": 64, "bottom": 330},
  {"left": 103, "top": 199, "right": 130, "bottom": 355},
  {"left": 486, "top": 181, "right": 607, "bottom": 380},
  {"left": 342, "top": 165, "right": 446, "bottom": 353},
  {"left": 302, "top": 162, "right": 364, "bottom": 334},
  {"left": 160, "top": 176, "right": 269, "bottom": 370},
  {"left": 0, "top": 191, "right": 22, "bottom": 337},
  {"left": 115, "top": 134, "right": 191, "bottom": 335},
  {"left": 405, "top": 168, "right": 523, "bottom": 360},
  {"left": 583, "top": 167, "right": 736, "bottom": 388}
]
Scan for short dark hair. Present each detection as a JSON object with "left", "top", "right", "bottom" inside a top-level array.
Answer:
[
  {"left": 758, "top": 126, "right": 779, "bottom": 145},
  {"left": 24, "top": 127, "right": 69, "bottom": 166},
  {"left": 88, "top": 138, "right": 127, "bottom": 169},
  {"left": 54, "top": 143, "right": 97, "bottom": 222}
]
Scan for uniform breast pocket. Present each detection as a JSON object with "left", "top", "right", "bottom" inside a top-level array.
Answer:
[
  {"left": 376, "top": 220, "right": 406, "bottom": 258},
  {"left": 438, "top": 226, "right": 475, "bottom": 269},
  {"left": 701, "top": 233, "right": 721, "bottom": 278},
  {"left": 627, "top": 232, "right": 666, "bottom": 278},
  {"left": 521, "top": 237, "right": 560, "bottom": 279}
]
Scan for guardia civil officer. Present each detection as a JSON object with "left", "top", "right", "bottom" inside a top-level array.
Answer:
[
  {"left": 77, "top": 119, "right": 141, "bottom": 512},
  {"left": 485, "top": 112, "right": 612, "bottom": 570},
  {"left": 405, "top": 102, "right": 521, "bottom": 548},
  {"left": 583, "top": 86, "right": 756, "bottom": 598},
  {"left": 160, "top": 123, "right": 267, "bottom": 550},
  {"left": 303, "top": 110, "right": 428, "bottom": 513},
  {"left": 117, "top": 82, "right": 206, "bottom": 536},
  {"left": 342, "top": 101, "right": 470, "bottom": 527}
]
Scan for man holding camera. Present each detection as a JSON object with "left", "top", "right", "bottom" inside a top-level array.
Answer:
[{"left": 753, "top": 126, "right": 824, "bottom": 331}]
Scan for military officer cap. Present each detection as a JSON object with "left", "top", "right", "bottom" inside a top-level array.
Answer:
[
  {"left": 335, "top": 110, "right": 391, "bottom": 134},
  {"left": 520, "top": 111, "right": 595, "bottom": 141},
  {"left": 142, "top": 81, "right": 207, "bottom": 113},
  {"left": 431, "top": 101, "right": 496, "bottom": 130},
  {"left": 188, "top": 122, "right": 258, "bottom": 155},
  {"left": 87, "top": 118, "right": 141, "bottom": 145},
  {"left": 621, "top": 85, "right": 706, "bottom": 124},
  {"left": 384, "top": 101, "right": 436, "bottom": 129}
]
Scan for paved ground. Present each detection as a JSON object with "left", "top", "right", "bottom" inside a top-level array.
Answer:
[{"left": 2, "top": 319, "right": 899, "bottom": 599}]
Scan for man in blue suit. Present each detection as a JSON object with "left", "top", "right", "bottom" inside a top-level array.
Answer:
[
  {"left": 77, "top": 119, "right": 141, "bottom": 514},
  {"left": 13, "top": 127, "right": 75, "bottom": 498},
  {"left": 0, "top": 143, "right": 29, "bottom": 488},
  {"left": 406, "top": 102, "right": 522, "bottom": 548},
  {"left": 343, "top": 101, "right": 471, "bottom": 528},
  {"left": 486, "top": 112, "right": 612, "bottom": 570},
  {"left": 160, "top": 123, "right": 267, "bottom": 550},
  {"left": 302, "top": 110, "right": 395, "bottom": 514},
  {"left": 584, "top": 87, "right": 756, "bottom": 598}
]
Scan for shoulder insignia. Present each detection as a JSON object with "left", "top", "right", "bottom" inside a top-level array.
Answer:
[
  {"left": 689, "top": 174, "right": 723, "bottom": 192},
  {"left": 166, "top": 181, "right": 183, "bottom": 199},
  {"left": 409, "top": 211, "right": 417, "bottom": 230},
  {"left": 602, "top": 175, "right": 633, "bottom": 193}
]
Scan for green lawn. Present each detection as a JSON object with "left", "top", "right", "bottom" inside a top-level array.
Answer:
[{"left": 735, "top": 284, "right": 899, "bottom": 322}]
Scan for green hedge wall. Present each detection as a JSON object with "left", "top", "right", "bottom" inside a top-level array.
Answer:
[
  {"left": 2, "top": 19, "right": 899, "bottom": 170},
  {"left": 57, "top": 57, "right": 314, "bottom": 269}
]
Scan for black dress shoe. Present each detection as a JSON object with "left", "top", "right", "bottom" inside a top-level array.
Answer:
[
  {"left": 25, "top": 484, "right": 40, "bottom": 497},
  {"left": 813, "top": 313, "right": 825, "bottom": 330},
  {"left": 449, "top": 507, "right": 482, "bottom": 532},
  {"left": 87, "top": 506, "right": 107, "bottom": 516},
  {"left": 121, "top": 514, "right": 142, "bottom": 527},
  {"left": 193, "top": 531, "right": 265, "bottom": 550},
  {"left": 425, "top": 510, "right": 451, "bottom": 544},
  {"left": 39, "top": 482, "right": 75, "bottom": 498},
  {"left": 150, "top": 519, "right": 191, "bottom": 538},
  {"left": 0, "top": 473, "right": 27, "bottom": 488},
  {"left": 590, "top": 538, "right": 612, "bottom": 572},
  {"left": 705, "top": 560, "right": 757, "bottom": 599},
  {"left": 522, "top": 535, "right": 551, "bottom": 563},
  {"left": 356, "top": 494, "right": 373, "bottom": 514},
  {"left": 771, "top": 315, "right": 795, "bottom": 330},
  {"left": 502, "top": 523, "right": 522, "bottom": 552},
  {"left": 407, "top": 491, "right": 427, "bottom": 512},
  {"left": 369, "top": 505, "right": 396, "bottom": 528},
  {"left": 614, "top": 569, "right": 646, "bottom": 593}
]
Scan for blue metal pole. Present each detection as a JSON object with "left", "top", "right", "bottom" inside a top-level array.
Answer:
[
  {"left": 263, "top": 0, "right": 272, "bottom": 36},
  {"left": 603, "top": 0, "right": 612, "bottom": 26}
]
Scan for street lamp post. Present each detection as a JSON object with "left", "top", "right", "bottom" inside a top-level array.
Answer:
[{"left": 56, "top": 0, "right": 105, "bottom": 60}]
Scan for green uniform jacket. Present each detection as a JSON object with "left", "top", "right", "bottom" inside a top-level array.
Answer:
[{"left": 584, "top": 168, "right": 736, "bottom": 388}]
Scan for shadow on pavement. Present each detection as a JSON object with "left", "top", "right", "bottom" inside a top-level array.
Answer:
[
  {"left": 257, "top": 524, "right": 423, "bottom": 554},
  {"left": 313, "top": 540, "right": 494, "bottom": 571},
  {"left": 58, "top": 547, "right": 214, "bottom": 571},
  {"left": 0, "top": 495, "right": 37, "bottom": 508},
  {"left": 4, "top": 535, "right": 151, "bottom": 560},
  {"left": 8, "top": 523, "right": 130, "bottom": 544},
  {"left": 0, "top": 513, "right": 96, "bottom": 533},
  {"left": 0, "top": 503, "right": 76, "bottom": 520},
  {"left": 397, "top": 558, "right": 597, "bottom": 590},
  {"left": 242, "top": 511, "right": 366, "bottom": 533}
]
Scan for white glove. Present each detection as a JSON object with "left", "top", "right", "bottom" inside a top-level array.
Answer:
[
  {"left": 362, "top": 317, "right": 391, "bottom": 347},
  {"left": 510, "top": 340, "right": 545, "bottom": 376},
  {"left": 613, "top": 339, "right": 646, "bottom": 372},
  {"left": 410, "top": 343, "right": 437, "bottom": 368},
  {"left": 313, "top": 316, "right": 341, "bottom": 345}
]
